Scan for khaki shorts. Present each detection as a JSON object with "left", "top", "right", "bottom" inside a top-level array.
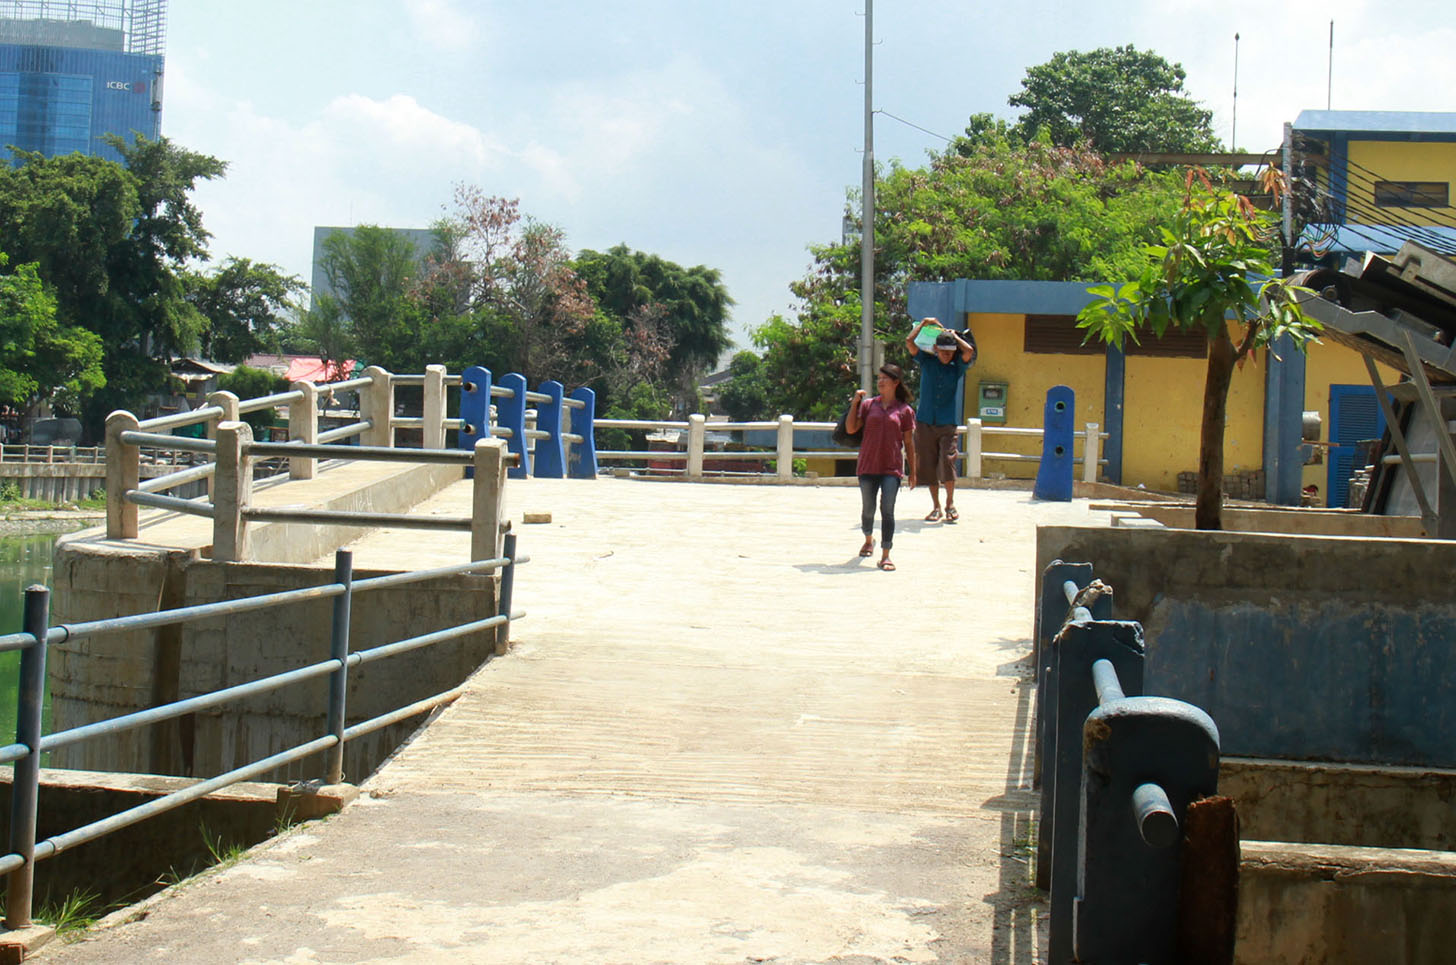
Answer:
[{"left": 914, "top": 423, "right": 959, "bottom": 484}]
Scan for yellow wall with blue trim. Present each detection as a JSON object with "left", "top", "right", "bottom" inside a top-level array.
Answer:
[
  {"left": 1345, "top": 140, "right": 1456, "bottom": 224},
  {"left": 965, "top": 312, "right": 1106, "bottom": 478},
  {"left": 1300, "top": 338, "right": 1401, "bottom": 501}
]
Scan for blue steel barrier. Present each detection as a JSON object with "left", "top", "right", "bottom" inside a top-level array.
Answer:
[
  {"left": 567, "top": 387, "right": 597, "bottom": 479},
  {"left": 532, "top": 381, "right": 566, "bottom": 478},
  {"left": 455, "top": 367, "right": 598, "bottom": 480},
  {"left": 1037, "top": 559, "right": 1223, "bottom": 965},
  {"left": 0, "top": 544, "right": 526, "bottom": 930}
]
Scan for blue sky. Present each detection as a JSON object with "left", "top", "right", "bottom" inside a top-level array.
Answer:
[{"left": 163, "top": 0, "right": 1456, "bottom": 354}]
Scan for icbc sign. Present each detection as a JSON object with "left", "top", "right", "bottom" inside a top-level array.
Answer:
[{"left": 106, "top": 81, "right": 147, "bottom": 93}]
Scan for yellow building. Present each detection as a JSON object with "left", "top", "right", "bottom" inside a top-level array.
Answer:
[{"left": 907, "top": 280, "right": 1403, "bottom": 506}]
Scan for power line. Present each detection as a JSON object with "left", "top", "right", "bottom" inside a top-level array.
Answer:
[{"left": 874, "top": 110, "right": 952, "bottom": 144}]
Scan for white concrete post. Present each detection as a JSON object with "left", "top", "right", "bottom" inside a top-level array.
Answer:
[
  {"left": 213, "top": 421, "right": 254, "bottom": 563},
  {"left": 963, "top": 418, "right": 983, "bottom": 479},
  {"left": 105, "top": 410, "right": 140, "bottom": 539},
  {"left": 776, "top": 414, "right": 794, "bottom": 480},
  {"left": 423, "top": 364, "right": 447, "bottom": 450},
  {"left": 471, "top": 437, "right": 508, "bottom": 563},
  {"left": 205, "top": 390, "right": 240, "bottom": 499},
  {"left": 288, "top": 380, "right": 318, "bottom": 480},
  {"left": 360, "top": 365, "right": 394, "bottom": 448},
  {"left": 1083, "top": 422, "right": 1101, "bottom": 484},
  {"left": 686, "top": 414, "right": 706, "bottom": 478}
]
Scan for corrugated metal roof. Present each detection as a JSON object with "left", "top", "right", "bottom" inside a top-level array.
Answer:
[{"left": 1293, "top": 110, "right": 1456, "bottom": 136}]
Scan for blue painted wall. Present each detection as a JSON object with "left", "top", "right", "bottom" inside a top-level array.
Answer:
[{"left": 0, "top": 44, "right": 162, "bottom": 163}]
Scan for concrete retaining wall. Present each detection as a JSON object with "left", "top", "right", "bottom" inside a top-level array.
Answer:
[
  {"left": 1237, "top": 841, "right": 1456, "bottom": 965},
  {"left": 1036, "top": 525, "right": 1456, "bottom": 767}
]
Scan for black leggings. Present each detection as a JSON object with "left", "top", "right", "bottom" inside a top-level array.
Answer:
[{"left": 859, "top": 474, "right": 901, "bottom": 549}]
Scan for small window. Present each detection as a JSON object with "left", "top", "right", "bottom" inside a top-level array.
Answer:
[
  {"left": 1374, "top": 181, "right": 1449, "bottom": 208},
  {"left": 1024, "top": 315, "right": 1101, "bottom": 355}
]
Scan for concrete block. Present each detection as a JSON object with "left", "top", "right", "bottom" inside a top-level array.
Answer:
[
  {"left": 0, "top": 924, "right": 55, "bottom": 962},
  {"left": 276, "top": 782, "right": 359, "bottom": 821}
]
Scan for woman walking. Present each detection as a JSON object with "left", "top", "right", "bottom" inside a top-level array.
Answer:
[{"left": 846, "top": 363, "right": 917, "bottom": 571}]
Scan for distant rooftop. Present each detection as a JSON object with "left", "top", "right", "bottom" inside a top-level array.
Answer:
[{"left": 1294, "top": 110, "right": 1456, "bottom": 136}]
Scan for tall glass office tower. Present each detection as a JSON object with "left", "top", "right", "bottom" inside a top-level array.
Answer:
[{"left": 0, "top": 1, "right": 164, "bottom": 162}]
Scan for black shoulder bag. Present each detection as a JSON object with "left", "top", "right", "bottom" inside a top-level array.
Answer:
[{"left": 832, "top": 398, "right": 864, "bottom": 448}]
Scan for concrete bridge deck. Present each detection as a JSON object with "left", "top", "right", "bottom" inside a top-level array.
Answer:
[{"left": 43, "top": 477, "right": 1115, "bottom": 964}]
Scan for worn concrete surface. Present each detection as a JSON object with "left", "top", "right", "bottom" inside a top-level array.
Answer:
[{"left": 41, "top": 478, "right": 1115, "bottom": 964}]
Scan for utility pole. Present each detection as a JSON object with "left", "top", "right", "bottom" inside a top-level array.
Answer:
[
  {"left": 859, "top": 0, "right": 875, "bottom": 394},
  {"left": 1231, "top": 33, "right": 1239, "bottom": 150}
]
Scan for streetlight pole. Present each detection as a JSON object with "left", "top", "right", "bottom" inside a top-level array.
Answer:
[{"left": 859, "top": 0, "right": 875, "bottom": 394}]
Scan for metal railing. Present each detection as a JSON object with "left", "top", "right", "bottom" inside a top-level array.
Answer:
[
  {"left": 0, "top": 538, "right": 526, "bottom": 930},
  {"left": 1034, "top": 560, "right": 1228, "bottom": 965},
  {"left": 592, "top": 413, "right": 1110, "bottom": 483}
]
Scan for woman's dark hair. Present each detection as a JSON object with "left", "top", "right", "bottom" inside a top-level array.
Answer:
[{"left": 879, "top": 363, "right": 911, "bottom": 404}]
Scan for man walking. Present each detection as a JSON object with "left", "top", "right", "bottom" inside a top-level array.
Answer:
[{"left": 905, "top": 317, "right": 976, "bottom": 522}]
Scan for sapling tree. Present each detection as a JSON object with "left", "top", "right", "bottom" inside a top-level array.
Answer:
[{"left": 1077, "top": 172, "right": 1319, "bottom": 529}]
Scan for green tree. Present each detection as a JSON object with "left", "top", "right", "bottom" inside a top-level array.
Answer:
[
  {"left": 0, "top": 136, "right": 229, "bottom": 434},
  {"left": 575, "top": 244, "right": 734, "bottom": 405},
  {"left": 1008, "top": 46, "right": 1221, "bottom": 154},
  {"left": 716, "top": 350, "right": 772, "bottom": 421},
  {"left": 748, "top": 137, "right": 1188, "bottom": 419},
  {"left": 1077, "top": 174, "right": 1317, "bottom": 530},
  {"left": 0, "top": 252, "right": 104, "bottom": 411},
  {"left": 187, "top": 257, "right": 307, "bottom": 362},
  {"left": 315, "top": 225, "right": 423, "bottom": 369}
]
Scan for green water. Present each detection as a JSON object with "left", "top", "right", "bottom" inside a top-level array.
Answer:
[{"left": 0, "top": 529, "right": 72, "bottom": 734}]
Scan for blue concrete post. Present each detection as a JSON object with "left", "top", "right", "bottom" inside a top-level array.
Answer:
[
  {"left": 497, "top": 373, "right": 531, "bottom": 479},
  {"left": 532, "top": 380, "right": 566, "bottom": 479},
  {"left": 1076, "top": 693, "right": 1220, "bottom": 964},
  {"left": 457, "top": 366, "right": 493, "bottom": 480},
  {"left": 1047, "top": 618, "right": 1145, "bottom": 964},
  {"left": 1034, "top": 385, "right": 1075, "bottom": 501},
  {"left": 568, "top": 386, "right": 598, "bottom": 479}
]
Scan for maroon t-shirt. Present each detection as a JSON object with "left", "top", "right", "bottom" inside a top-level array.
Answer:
[{"left": 855, "top": 397, "right": 916, "bottom": 476}]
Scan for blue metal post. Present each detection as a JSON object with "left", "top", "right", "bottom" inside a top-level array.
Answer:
[
  {"left": 5, "top": 585, "right": 49, "bottom": 928},
  {"left": 1034, "top": 385, "right": 1075, "bottom": 501},
  {"left": 497, "top": 373, "right": 531, "bottom": 479},
  {"left": 1034, "top": 560, "right": 1093, "bottom": 891},
  {"left": 532, "top": 381, "right": 566, "bottom": 479},
  {"left": 324, "top": 550, "right": 353, "bottom": 785},
  {"left": 1047, "top": 618, "right": 1144, "bottom": 964},
  {"left": 458, "top": 366, "right": 493, "bottom": 480},
  {"left": 568, "top": 386, "right": 598, "bottom": 479},
  {"left": 1102, "top": 344, "right": 1125, "bottom": 484},
  {"left": 1076, "top": 693, "right": 1220, "bottom": 963}
]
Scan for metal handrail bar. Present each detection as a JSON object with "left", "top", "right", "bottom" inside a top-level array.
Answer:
[
  {"left": 137, "top": 461, "right": 216, "bottom": 493},
  {"left": 1381, "top": 452, "right": 1436, "bottom": 464},
  {"left": 248, "top": 442, "right": 474, "bottom": 464},
  {"left": 41, "top": 658, "right": 343, "bottom": 753},
  {"left": 562, "top": 433, "right": 584, "bottom": 444},
  {"left": 598, "top": 451, "right": 689, "bottom": 460},
  {"left": 33, "top": 735, "right": 339, "bottom": 862},
  {"left": 342, "top": 685, "right": 466, "bottom": 741},
  {"left": 444, "top": 375, "right": 462, "bottom": 387},
  {"left": 709, "top": 421, "right": 780, "bottom": 431},
  {"left": 321, "top": 376, "right": 372, "bottom": 392},
  {"left": 524, "top": 429, "right": 549, "bottom": 441},
  {"left": 125, "top": 491, "right": 215, "bottom": 518},
  {"left": 1091, "top": 658, "right": 1125, "bottom": 703},
  {"left": 351, "top": 556, "right": 511, "bottom": 591},
  {"left": 317, "top": 423, "right": 369, "bottom": 444},
  {"left": 492, "top": 427, "right": 515, "bottom": 439},
  {"left": 392, "top": 417, "right": 425, "bottom": 429},
  {"left": 137, "top": 406, "right": 225, "bottom": 432},
  {"left": 563, "top": 397, "right": 586, "bottom": 410},
  {"left": 119, "top": 431, "right": 218, "bottom": 454},
  {"left": 237, "top": 390, "right": 305, "bottom": 414},
  {"left": 524, "top": 390, "right": 551, "bottom": 404},
  {"left": 319, "top": 409, "right": 363, "bottom": 420},
  {"left": 349, "top": 613, "right": 507, "bottom": 667},
  {"left": 490, "top": 386, "right": 516, "bottom": 399},
  {"left": 392, "top": 375, "right": 426, "bottom": 386},
  {"left": 243, "top": 508, "right": 472, "bottom": 531},
  {"left": 36, "top": 583, "right": 346, "bottom": 646},
  {"left": 443, "top": 418, "right": 465, "bottom": 429}
]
